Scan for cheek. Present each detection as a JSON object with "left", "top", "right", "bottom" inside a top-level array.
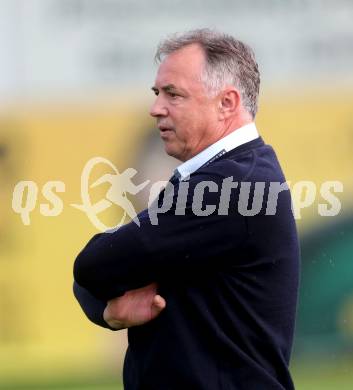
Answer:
[
  {"left": 172, "top": 104, "right": 209, "bottom": 143},
  {"left": 172, "top": 113, "right": 192, "bottom": 140},
  {"left": 184, "top": 110, "right": 208, "bottom": 135}
]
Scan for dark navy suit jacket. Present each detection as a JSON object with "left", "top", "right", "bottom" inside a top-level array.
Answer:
[{"left": 73, "top": 137, "right": 300, "bottom": 390}]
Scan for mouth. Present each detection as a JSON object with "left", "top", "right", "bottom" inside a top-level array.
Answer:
[
  {"left": 158, "top": 125, "right": 173, "bottom": 131},
  {"left": 158, "top": 125, "right": 174, "bottom": 137}
]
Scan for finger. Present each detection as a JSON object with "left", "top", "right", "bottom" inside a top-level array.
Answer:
[{"left": 153, "top": 295, "right": 166, "bottom": 310}]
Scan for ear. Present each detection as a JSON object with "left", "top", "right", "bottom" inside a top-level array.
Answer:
[{"left": 219, "top": 88, "right": 241, "bottom": 119}]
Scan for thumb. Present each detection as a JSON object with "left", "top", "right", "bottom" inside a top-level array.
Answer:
[{"left": 152, "top": 294, "right": 166, "bottom": 313}]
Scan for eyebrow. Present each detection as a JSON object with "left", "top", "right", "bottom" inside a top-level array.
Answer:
[{"left": 151, "top": 84, "right": 182, "bottom": 93}]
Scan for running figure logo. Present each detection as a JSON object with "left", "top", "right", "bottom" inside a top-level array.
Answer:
[{"left": 71, "top": 157, "right": 150, "bottom": 232}]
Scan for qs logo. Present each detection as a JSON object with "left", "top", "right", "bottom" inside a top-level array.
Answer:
[{"left": 71, "top": 157, "right": 149, "bottom": 231}]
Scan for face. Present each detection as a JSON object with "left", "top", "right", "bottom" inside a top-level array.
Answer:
[{"left": 150, "top": 44, "right": 221, "bottom": 162}]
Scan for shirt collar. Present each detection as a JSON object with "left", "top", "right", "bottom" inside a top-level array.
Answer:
[{"left": 175, "top": 122, "right": 259, "bottom": 180}]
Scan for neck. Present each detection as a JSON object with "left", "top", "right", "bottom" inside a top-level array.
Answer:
[{"left": 216, "top": 115, "right": 254, "bottom": 142}]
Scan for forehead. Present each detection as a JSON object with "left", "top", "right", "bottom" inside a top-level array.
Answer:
[{"left": 154, "top": 44, "right": 205, "bottom": 88}]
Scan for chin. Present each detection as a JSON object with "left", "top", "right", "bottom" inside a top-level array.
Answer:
[{"left": 164, "top": 145, "right": 181, "bottom": 161}]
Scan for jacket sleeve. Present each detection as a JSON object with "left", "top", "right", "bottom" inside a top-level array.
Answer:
[
  {"left": 73, "top": 173, "right": 247, "bottom": 301},
  {"left": 73, "top": 281, "right": 118, "bottom": 330}
]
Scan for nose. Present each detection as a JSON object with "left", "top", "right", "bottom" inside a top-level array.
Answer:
[{"left": 150, "top": 95, "right": 168, "bottom": 118}]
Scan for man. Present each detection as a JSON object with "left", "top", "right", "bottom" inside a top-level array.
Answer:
[{"left": 74, "top": 29, "right": 300, "bottom": 389}]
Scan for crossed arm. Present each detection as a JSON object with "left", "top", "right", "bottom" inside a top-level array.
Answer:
[{"left": 73, "top": 175, "right": 246, "bottom": 329}]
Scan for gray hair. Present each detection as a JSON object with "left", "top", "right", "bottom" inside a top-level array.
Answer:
[{"left": 155, "top": 29, "right": 260, "bottom": 118}]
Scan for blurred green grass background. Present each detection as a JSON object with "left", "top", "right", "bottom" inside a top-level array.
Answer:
[{"left": 1, "top": 359, "right": 353, "bottom": 390}]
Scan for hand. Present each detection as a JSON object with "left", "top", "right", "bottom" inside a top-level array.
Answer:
[{"left": 103, "top": 282, "right": 166, "bottom": 329}]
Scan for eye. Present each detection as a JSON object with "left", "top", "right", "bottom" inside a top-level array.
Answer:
[{"left": 168, "top": 92, "right": 178, "bottom": 98}]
